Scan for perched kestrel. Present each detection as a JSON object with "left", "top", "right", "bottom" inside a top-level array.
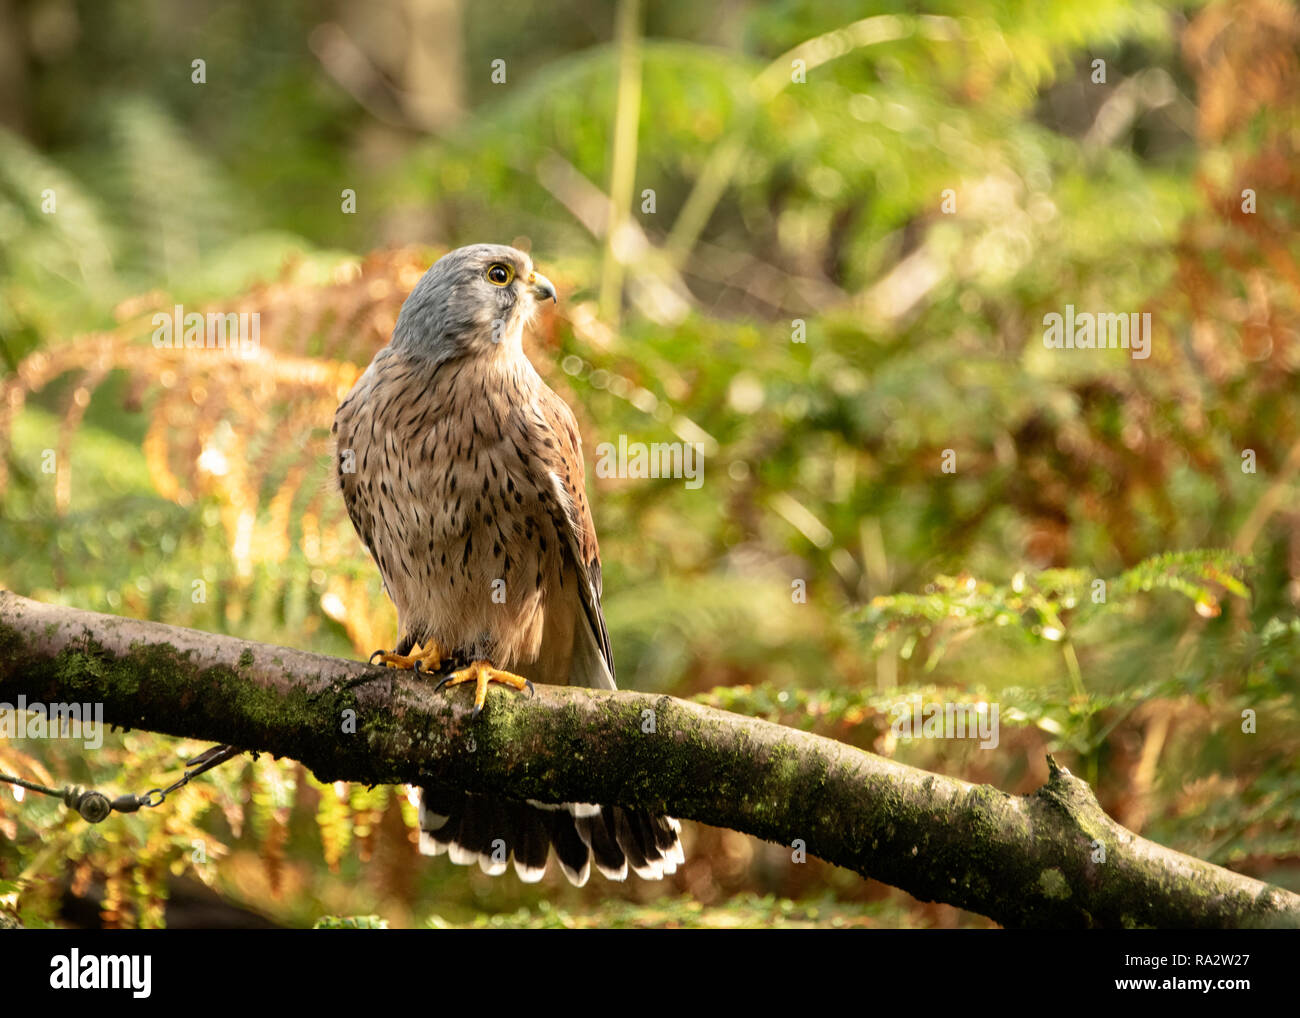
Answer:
[{"left": 332, "top": 244, "right": 683, "bottom": 884}]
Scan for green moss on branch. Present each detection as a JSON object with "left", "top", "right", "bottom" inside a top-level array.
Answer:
[{"left": 1, "top": 590, "right": 1296, "bottom": 929}]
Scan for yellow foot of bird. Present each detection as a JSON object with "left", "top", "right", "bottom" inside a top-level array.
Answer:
[
  {"left": 369, "top": 640, "right": 445, "bottom": 675},
  {"left": 434, "top": 660, "right": 535, "bottom": 719}
]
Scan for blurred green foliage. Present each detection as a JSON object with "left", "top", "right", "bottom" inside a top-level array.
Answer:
[{"left": 1, "top": 0, "right": 1298, "bottom": 928}]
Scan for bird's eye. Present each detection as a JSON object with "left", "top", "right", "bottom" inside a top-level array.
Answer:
[{"left": 486, "top": 263, "right": 514, "bottom": 286}]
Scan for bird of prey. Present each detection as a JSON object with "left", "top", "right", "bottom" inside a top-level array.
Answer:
[{"left": 332, "top": 243, "right": 683, "bottom": 885}]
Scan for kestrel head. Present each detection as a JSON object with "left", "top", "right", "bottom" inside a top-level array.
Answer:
[{"left": 391, "top": 243, "right": 557, "bottom": 362}]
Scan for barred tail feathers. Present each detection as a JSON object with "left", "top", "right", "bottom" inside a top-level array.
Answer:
[{"left": 418, "top": 785, "right": 683, "bottom": 886}]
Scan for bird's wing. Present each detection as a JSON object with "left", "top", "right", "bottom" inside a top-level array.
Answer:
[
  {"left": 533, "top": 384, "right": 616, "bottom": 688},
  {"left": 331, "top": 363, "right": 399, "bottom": 610},
  {"left": 333, "top": 370, "right": 377, "bottom": 558}
]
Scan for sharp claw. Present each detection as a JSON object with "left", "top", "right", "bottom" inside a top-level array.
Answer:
[
  {"left": 471, "top": 704, "right": 483, "bottom": 721},
  {"left": 369, "top": 650, "right": 385, "bottom": 665},
  {"left": 434, "top": 675, "right": 454, "bottom": 693},
  {"left": 413, "top": 658, "right": 424, "bottom": 675},
  {"left": 525, "top": 679, "right": 536, "bottom": 698}
]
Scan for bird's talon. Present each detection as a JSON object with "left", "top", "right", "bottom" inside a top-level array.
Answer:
[
  {"left": 369, "top": 640, "right": 445, "bottom": 672},
  {"left": 525, "top": 679, "right": 536, "bottom": 698},
  {"left": 435, "top": 660, "right": 533, "bottom": 717}
]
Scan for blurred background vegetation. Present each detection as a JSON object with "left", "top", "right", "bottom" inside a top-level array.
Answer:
[{"left": 1, "top": 0, "right": 1298, "bottom": 928}]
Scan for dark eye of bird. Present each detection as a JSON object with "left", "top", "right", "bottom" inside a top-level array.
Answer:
[{"left": 486, "top": 263, "right": 513, "bottom": 286}]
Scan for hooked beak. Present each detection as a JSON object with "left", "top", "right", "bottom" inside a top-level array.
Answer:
[{"left": 528, "top": 271, "right": 557, "bottom": 303}]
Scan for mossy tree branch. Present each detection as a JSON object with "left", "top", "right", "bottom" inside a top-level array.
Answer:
[{"left": 1, "top": 590, "right": 1295, "bottom": 929}]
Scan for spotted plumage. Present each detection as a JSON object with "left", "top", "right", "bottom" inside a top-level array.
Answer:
[{"left": 332, "top": 243, "right": 683, "bottom": 884}]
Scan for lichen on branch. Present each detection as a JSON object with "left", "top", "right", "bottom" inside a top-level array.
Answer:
[{"left": 1, "top": 591, "right": 1295, "bottom": 929}]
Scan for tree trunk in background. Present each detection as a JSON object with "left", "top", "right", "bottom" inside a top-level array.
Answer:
[
  {"left": 0, "top": 0, "right": 28, "bottom": 135},
  {"left": 400, "top": 0, "right": 464, "bottom": 132}
]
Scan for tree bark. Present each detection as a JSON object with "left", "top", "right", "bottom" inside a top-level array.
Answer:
[{"left": 1, "top": 590, "right": 1295, "bottom": 929}]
